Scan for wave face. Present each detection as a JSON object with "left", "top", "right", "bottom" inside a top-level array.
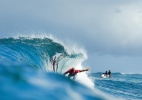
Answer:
[
  {"left": 90, "top": 73, "right": 142, "bottom": 100},
  {"left": 0, "top": 37, "right": 69, "bottom": 71},
  {"left": 0, "top": 37, "right": 108, "bottom": 100}
]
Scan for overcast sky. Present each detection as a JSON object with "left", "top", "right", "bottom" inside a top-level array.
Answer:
[{"left": 0, "top": 0, "right": 142, "bottom": 73}]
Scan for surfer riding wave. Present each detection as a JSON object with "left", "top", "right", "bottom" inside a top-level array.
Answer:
[{"left": 64, "top": 67, "right": 90, "bottom": 80}]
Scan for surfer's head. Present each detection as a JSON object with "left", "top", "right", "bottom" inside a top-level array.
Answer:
[{"left": 72, "top": 67, "right": 75, "bottom": 72}]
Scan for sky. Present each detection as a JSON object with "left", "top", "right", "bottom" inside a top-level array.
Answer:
[{"left": 0, "top": 0, "right": 142, "bottom": 73}]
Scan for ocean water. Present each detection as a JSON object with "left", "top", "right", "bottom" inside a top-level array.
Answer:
[
  {"left": 89, "top": 73, "right": 142, "bottom": 100},
  {"left": 0, "top": 37, "right": 141, "bottom": 100}
]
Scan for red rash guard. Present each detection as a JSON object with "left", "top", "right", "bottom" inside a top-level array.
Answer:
[{"left": 67, "top": 68, "right": 79, "bottom": 75}]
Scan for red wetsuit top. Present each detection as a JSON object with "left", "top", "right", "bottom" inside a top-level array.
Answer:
[{"left": 67, "top": 68, "right": 79, "bottom": 76}]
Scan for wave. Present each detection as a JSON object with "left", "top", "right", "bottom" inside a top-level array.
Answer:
[
  {"left": 1, "top": 36, "right": 115, "bottom": 100},
  {"left": 1, "top": 36, "right": 87, "bottom": 70},
  {"left": 0, "top": 63, "right": 108, "bottom": 100}
]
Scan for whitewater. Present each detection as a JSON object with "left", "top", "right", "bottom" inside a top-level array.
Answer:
[{"left": 0, "top": 35, "right": 141, "bottom": 100}]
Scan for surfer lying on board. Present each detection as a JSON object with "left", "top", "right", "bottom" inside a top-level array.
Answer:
[{"left": 64, "top": 67, "right": 90, "bottom": 80}]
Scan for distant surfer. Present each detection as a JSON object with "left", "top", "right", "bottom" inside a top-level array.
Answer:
[
  {"left": 104, "top": 71, "right": 108, "bottom": 75},
  {"left": 108, "top": 70, "right": 111, "bottom": 77},
  {"left": 100, "top": 70, "right": 111, "bottom": 78},
  {"left": 64, "top": 67, "right": 90, "bottom": 80}
]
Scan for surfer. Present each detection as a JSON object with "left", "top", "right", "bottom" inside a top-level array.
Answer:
[
  {"left": 64, "top": 67, "right": 90, "bottom": 80},
  {"left": 105, "top": 71, "right": 108, "bottom": 76},
  {"left": 108, "top": 70, "right": 111, "bottom": 77},
  {"left": 100, "top": 71, "right": 108, "bottom": 78},
  {"left": 100, "top": 70, "right": 111, "bottom": 78},
  {"left": 102, "top": 71, "right": 108, "bottom": 76}
]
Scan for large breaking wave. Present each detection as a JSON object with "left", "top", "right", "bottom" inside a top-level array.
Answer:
[{"left": 0, "top": 36, "right": 114, "bottom": 100}]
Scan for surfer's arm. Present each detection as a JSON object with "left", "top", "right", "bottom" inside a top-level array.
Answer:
[{"left": 79, "top": 68, "right": 90, "bottom": 72}]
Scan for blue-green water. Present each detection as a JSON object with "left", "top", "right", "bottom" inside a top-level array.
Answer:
[
  {"left": 89, "top": 73, "right": 142, "bottom": 100},
  {"left": 0, "top": 37, "right": 141, "bottom": 100},
  {"left": 0, "top": 37, "right": 105, "bottom": 100}
]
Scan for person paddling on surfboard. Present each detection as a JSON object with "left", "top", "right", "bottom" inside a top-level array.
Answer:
[{"left": 64, "top": 67, "right": 90, "bottom": 80}]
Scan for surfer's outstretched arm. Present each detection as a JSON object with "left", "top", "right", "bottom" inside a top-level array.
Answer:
[{"left": 79, "top": 68, "right": 90, "bottom": 72}]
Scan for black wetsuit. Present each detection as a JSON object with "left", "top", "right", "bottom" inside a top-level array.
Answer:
[{"left": 108, "top": 71, "right": 111, "bottom": 76}]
